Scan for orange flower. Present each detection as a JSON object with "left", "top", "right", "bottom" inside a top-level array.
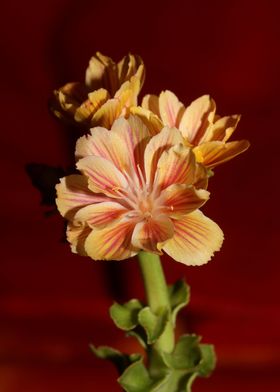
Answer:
[
  {"left": 50, "top": 52, "right": 145, "bottom": 129},
  {"left": 56, "top": 115, "right": 223, "bottom": 265},
  {"left": 141, "top": 91, "right": 250, "bottom": 168}
]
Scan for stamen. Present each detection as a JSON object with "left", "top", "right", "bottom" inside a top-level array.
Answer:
[
  {"left": 114, "top": 188, "right": 138, "bottom": 209},
  {"left": 137, "top": 164, "right": 146, "bottom": 188}
]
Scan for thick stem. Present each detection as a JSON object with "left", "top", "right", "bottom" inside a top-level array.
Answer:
[{"left": 138, "top": 251, "right": 174, "bottom": 353}]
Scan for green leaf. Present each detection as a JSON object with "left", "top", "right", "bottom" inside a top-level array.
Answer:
[
  {"left": 168, "top": 280, "right": 190, "bottom": 325},
  {"left": 197, "top": 344, "right": 216, "bottom": 377},
  {"left": 90, "top": 344, "right": 141, "bottom": 374},
  {"left": 150, "top": 369, "right": 197, "bottom": 392},
  {"left": 162, "top": 335, "right": 201, "bottom": 370},
  {"left": 110, "top": 299, "right": 143, "bottom": 331},
  {"left": 118, "top": 359, "right": 153, "bottom": 392},
  {"left": 138, "top": 306, "right": 169, "bottom": 344}
]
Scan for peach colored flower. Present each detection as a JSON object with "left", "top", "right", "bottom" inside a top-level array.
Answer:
[
  {"left": 141, "top": 91, "right": 250, "bottom": 168},
  {"left": 50, "top": 52, "right": 145, "bottom": 129},
  {"left": 56, "top": 115, "right": 223, "bottom": 265}
]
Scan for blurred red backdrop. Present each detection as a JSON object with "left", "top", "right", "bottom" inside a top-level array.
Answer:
[{"left": 1, "top": 0, "right": 280, "bottom": 391}]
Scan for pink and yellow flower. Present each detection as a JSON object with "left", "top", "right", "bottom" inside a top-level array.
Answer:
[
  {"left": 51, "top": 52, "right": 145, "bottom": 129},
  {"left": 141, "top": 91, "right": 250, "bottom": 168},
  {"left": 56, "top": 115, "right": 223, "bottom": 265}
]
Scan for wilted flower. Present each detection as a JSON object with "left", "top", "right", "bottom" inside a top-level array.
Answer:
[
  {"left": 50, "top": 52, "right": 145, "bottom": 129},
  {"left": 56, "top": 115, "right": 223, "bottom": 265},
  {"left": 141, "top": 91, "right": 250, "bottom": 168}
]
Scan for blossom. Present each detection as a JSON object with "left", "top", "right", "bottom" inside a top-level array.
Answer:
[
  {"left": 56, "top": 115, "right": 223, "bottom": 265},
  {"left": 141, "top": 91, "right": 250, "bottom": 168},
  {"left": 50, "top": 52, "right": 145, "bottom": 129}
]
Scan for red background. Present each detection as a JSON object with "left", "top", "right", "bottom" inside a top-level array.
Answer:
[{"left": 1, "top": 0, "right": 280, "bottom": 390}]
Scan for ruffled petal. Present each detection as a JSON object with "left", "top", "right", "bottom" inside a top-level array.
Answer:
[
  {"left": 144, "top": 127, "right": 184, "bottom": 185},
  {"left": 76, "top": 156, "right": 128, "bottom": 198},
  {"left": 160, "top": 184, "right": 209, "bottom": 218},
  {"left": 142, "top": 94, "right": 160, "bottom": 117},
  {"left": 111, "top": 115, "right": 150, "bottom": 176},
  {"left": 85, "top": 219, "right": 137, "bottom": 260},
  {"left": 155, "top": 144, "right": 197, "bottom": 189},
  {"left": 193, "top": 140, "right": 250, "bottom": 168},
  {"left": 67, "top": 222, "right": 92, "bottom": 256},
  {"left": 56, "top": 175, "right": 107, "bottom": 220},
  {"left": 159, "top": 90, "right": 185, "bottom": 127},
  {"left": 162, "top": 210, "right": 224, "bottom": 266},
  {"left": 74, "top": 201, "right": 128, "bottom": 228},
  {"left": 75, "top": 126, "right": 129, "bottom": 171},
  {"left": 179, "top": 95, "right": 216, "bottom": 145},
  {"left": 131, "top": 215, "right": 174, "bottom": 253}
]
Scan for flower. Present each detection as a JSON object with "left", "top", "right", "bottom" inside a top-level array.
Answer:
[
  {"left": 140, "top": 91, "right": 250, "bottom": 168},
  {"left": 50, "top": 52, "right": 145, "bottom": 129},
  {"left": 56, "top": 115, "right": 223, "bottom": 265}
]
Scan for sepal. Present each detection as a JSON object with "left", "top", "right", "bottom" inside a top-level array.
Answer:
[
  {"left": 110, "top": 299, "right": 143, "bottom": 331},
  {"left": 118, "top": 358, "right": 154, "bottom": 392},
  {"left": 138, "top": 307, "right": 169, "bottom": 344},
  {"left": 168, "top": 279, "right": 190, "bottom": 325},
  {"left": 90, "top": 344, "right": 141, "bottom": 374}
]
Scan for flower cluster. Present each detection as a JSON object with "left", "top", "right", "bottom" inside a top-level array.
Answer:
[{"left": 54, "top": 53, "right": 249, "bottom": 265}]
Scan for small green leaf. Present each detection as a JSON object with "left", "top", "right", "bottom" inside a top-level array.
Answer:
[
  {"left": 138, "top": 306, "right": 169, "bottom": 344},
  {"left": 118, "top": 359, "right": 153, "bottom": 392},
  {"left": 168, "top": 280, "right": 190, "bottom": 325},
  {"left": 197, "top": 344, "right": 216, "bottom": 377},
  {"left": 162, "top": 334, "right": 201, "bottom": 370},
  {"left": 90, "top": 344, "right": 141, "bottom": 374},
  {"left": 110, "top": 299, "right": 143, "bottom": 331}
]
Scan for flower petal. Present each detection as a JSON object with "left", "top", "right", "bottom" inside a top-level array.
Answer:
[
  {"left": 90, "top": 98, "right": 124, "bottom": 128},
  {"left": 56, "top": 174, "right": 107, "bottom": 220},
  {"left": 75, "top": 126, "right": 129, "bottom": 171},
  {"left": 202, "top": 114, "right": 241, "bottom": 143},
  {"left": 160, "top": 184, "right": 209, "bottom": 218},
  {"left": 159, "top": 90, "right": 185, "bottom": 127},
  {"left": 117, "top": 54, "right": 145, "bottom": 89},
  {"left": 193, "top": 140, "right": 250, "bottom": 168},
  {"left": 74, "top": 89, "right": 110, "bottom": 123},
  {"left": 85, "top": 219, "right": 137, "bottom": 260},
  {"left": 144, "top": 127, "right": 184, "bottom": 185},
  {"left": 131, "top": 216, "right": 174, "bottom": 253},
  {"left": 76, "top": 156, "right": 128, "bottom": 197},
  {"left": 74, "top": 201, "right": 128, "bottom": 228},
  {"left": 155, "top": 144, "right": 197, "bottom": 189},
  {"left": 142, "top": 94, "right": 160, "bottom": 117},
  {"left": 130, "top": 106, "right": 163, "bottom": 136},
  {"left": 85, "top": 52, "right": 118, "bottom": 95},
  {"left": 116, "top": 76, "right": 142, "bottom": 106},
  {"left": 111, "top": 115, "right": 150, "bottom": 175},
  {"left": 179, "top": 95, "right": 216, "bottom": 145},
  {"left": 67, "top": 222, "right": 91, "bottom": 256},
  {"left": 162, "top": 210, "right": 224, "bottom": 266}
]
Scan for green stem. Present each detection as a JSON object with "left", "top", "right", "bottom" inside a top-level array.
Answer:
[{"left": 138, "top": 251, "right": 174, "bottom": 353}]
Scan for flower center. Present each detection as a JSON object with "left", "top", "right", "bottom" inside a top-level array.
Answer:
[{"left": 138, "top": 196, "right": 153, "bottom": 217}]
